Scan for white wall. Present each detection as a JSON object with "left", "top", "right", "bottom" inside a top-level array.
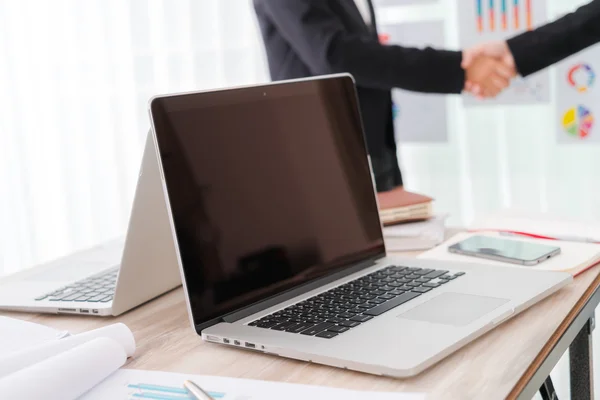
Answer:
[{"left": 1, "top": 0, "right": 269, "bottom": 275}]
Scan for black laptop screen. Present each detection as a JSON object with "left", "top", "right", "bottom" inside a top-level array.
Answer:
[{"left": 150, "top": 77, "right": 384, "bottom": 329}]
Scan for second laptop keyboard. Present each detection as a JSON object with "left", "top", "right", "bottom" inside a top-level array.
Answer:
[
  {"left": 34, "top": 267, "right": 118, "bottom": 303},
  {"left": 249, "top": 265, "right": 465, "bottom": 339}
]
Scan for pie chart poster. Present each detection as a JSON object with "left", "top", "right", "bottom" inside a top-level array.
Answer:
[{"left": 556, "top": 46, "right": 600, "bottom": 144}]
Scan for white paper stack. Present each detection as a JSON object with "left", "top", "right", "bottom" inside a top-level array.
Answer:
[{"left": 384, "top": 215, "right": 447, "bottom": 251}]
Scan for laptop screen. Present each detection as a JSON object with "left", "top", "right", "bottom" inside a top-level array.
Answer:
[{"left": 150, "top": 76, "right": 385, "bottom": 328}]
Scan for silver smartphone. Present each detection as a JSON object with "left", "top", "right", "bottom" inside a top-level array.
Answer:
[{"left": 448, "top": 235, "right": 561, "bottom": 266}]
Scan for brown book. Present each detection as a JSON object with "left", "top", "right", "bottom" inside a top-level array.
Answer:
[{"left": 376, "top": 187, "right": 433, "bottom": 226}]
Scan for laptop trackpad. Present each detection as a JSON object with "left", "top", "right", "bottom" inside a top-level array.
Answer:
[{"left": 397, "top": 292, "right": 509, "bottom": 327}]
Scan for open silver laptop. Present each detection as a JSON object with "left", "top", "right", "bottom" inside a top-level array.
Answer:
[
  {"left": 149, "top": 75, "right": 572, "bottom": 377},
  {"left": 0, "top": 133, "right": 181, "bottom": 316}
]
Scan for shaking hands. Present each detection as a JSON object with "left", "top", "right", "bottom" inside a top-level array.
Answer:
[{"left": 461, "top": 41, "right": 518, "bottom": 98}]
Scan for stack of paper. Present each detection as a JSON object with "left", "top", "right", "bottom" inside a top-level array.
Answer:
[{"left": 384, "top": 215, "right": 447, "bottom": 251}]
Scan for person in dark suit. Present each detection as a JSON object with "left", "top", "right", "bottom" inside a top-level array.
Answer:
[
  {"left": 508, "top": 0, "right": 600, "bottom": 76},
  {"left": 463, "top": 0, "right": 600, "bottom": 88},
  {"left": 253, "top": 0, "right": 512, "bottom": 193}
]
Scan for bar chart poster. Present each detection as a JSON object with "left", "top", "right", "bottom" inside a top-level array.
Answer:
[
  {"left": 458, "top": 0, "right": 550, "bottom": 106},
  {"left": 379, "top": 21, "right": 448, "bottom": 143},
  {"left": 555, "top": 46, "right": 600, "bottom": 143}
]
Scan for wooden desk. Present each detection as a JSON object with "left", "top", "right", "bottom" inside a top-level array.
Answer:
[{"left": 3, "top": 252, "right": 600, "bottom": 399}]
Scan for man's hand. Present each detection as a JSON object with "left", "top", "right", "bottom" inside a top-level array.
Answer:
[
  {"left": 463, "top": 55, "right": 514, "bottom": 98},
  {"left": 462, "top": 41, "right": 517, "bottom": 97}
]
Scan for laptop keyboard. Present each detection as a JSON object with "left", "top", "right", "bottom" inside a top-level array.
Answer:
[
  {"left": 34, "top": 267, "right": 118, "bottom": 303},
  {"left": 249, "top": 265, "right": 465, "bottom": 339}
]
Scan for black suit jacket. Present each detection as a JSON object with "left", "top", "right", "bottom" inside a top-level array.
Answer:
[
  {"left": 253, "top": 0, "right": 465, "bottom": 189},
  {"left": 508, "top": 0, "right": 600, "bottom": 77}
]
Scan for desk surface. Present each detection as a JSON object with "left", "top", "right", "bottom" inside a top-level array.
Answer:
[{"left": 3, "top": 251, "right": 600, "bottom": 399}]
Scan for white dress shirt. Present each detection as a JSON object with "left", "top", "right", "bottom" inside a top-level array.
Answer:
[{"left": 353, "top": 0, "right": 372, "bottom": 26}]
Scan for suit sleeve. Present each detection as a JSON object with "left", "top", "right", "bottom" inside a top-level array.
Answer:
[
  {"left": 259, "top": 0, "right": 464, "bottom": 93},
  {"left": 507, "top": 0, "right": 600, "bottom": 77}
]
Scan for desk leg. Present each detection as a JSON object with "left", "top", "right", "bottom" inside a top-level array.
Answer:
[
  {"left": 539, "top": 376, "right": 558, "bottom": 400},
  {"left": 570, "top": 314, "right": 595, "bottom": 400}
]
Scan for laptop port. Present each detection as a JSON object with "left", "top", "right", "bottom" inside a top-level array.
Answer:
[
  {"left": 57, "top": 308, "right": 77, "bottom": 313},
  {"left": 80, "top": 309, "right": 89, "bottom": 314},
  {"left": 92, "top": 309, "right": 99, "bottom": 314},
  {"left": 245, "top": 342, "right": 256, "bottom": 349},
  {"left": 234, "top": 340, "right": 241, "bottom": 346},
  {"left": 223, "top": 338, "right": 230, "bottom": 344}
]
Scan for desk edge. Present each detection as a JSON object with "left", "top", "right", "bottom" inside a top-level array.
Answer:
[{"left": 508, "top": 268, "right": 600, "bottom": 399}]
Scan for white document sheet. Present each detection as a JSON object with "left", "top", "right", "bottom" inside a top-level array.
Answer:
[
  {"left": 470, "top": 210, "right": 600, "bottom": 242},
  {"left": 419, "top": 231, "right": 600, "bottom": 275},
  {"left": 0, "top": 316, "right": 68, "bottom": 357},
  {"left": 0, "top": 323, "right": 134, "bottom": 379},
  {"left": 0, "top": 337, "right": 127, "bottom": 400},
  {"left": 81, "top": 369, "right": 425, "bottom": 400}
]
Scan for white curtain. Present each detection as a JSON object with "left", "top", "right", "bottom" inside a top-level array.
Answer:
[{"left": 1, "top": 0, "right": 269, "bottom": 275}]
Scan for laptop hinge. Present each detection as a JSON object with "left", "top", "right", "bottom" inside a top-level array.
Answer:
[
  {"left": 217, "top": 254, "right": 383, "bottom": 325},
  {"left": 192, "top": 253, "right": 385, "bottom": 333}
]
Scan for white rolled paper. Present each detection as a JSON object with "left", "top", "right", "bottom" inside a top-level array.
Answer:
[
  {"left": 0, "top": 323, "right": 134, "bottom": 379},
  {"left": 0, "top": 337, "right": 127, "bottom": 400}
]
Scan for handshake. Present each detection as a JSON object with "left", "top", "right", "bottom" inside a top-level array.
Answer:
[{"left": 462, "top": 41, "right": 517, "bottom": 99}]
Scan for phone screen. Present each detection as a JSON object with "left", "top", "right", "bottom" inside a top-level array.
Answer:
[{"left": 450, "top": 236, "right": 560, "bottom": 262}]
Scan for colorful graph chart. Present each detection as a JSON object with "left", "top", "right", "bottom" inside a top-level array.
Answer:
[
  {"left": 562, "top": 105, "right": 594, "bottom": 139},
  {"left": 127, "top": 383, "right": 225, "bottom": 400},
  {"left": 567, "top": 64, "right": 596, "bottom": 93},
  {"left": 476, "top": 0, "right": 532, "bottom": 33}
]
